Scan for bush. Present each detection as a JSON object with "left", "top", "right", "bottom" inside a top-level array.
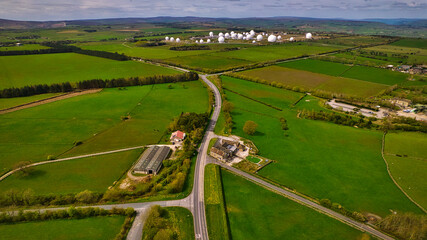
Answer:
[
  {"left": 243, "top": 120, "right": 258, "bottom": 135},
  {"left": 378, "top": 212, "right": 426, "bottom": 240}
]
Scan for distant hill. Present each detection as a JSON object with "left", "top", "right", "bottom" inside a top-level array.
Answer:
[{"left": 0, "top": 19, "right": 66, "bottom": 29}]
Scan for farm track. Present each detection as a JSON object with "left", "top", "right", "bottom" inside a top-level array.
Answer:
[{"left": 0, "top": 89, "right": 102, "bottom": 115}]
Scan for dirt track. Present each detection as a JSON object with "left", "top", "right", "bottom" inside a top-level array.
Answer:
[{"left": 0, "top": 89, "right": 102, "bottom": 115}]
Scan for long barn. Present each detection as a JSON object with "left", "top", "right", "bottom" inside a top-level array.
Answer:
[{"left": 133, "top": 146, "right": 171, "bottom": 175}]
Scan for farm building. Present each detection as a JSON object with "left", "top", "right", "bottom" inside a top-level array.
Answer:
[
  {"left": 133, "top": 146, "right": 171, "bottom": 175},
  {"left": 170, "top": 130, "right": 186, "bottom": 143},
  {"left": 210, "top": 139, "right": 245, "bottom": 162}
]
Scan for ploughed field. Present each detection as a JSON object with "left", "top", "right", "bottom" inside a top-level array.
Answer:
[{"left": 221, "top": 76, "right": 422, "bottom": 216}]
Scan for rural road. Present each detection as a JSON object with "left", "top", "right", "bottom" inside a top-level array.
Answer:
[{"left": 327, "top": 99, "right": 388, "bottom": 118}]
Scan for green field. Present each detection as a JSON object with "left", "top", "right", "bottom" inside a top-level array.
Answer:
[
  {"left": 0, "top": 81, "right": 208, "bottom": 174},
  {"left": 0, "top": 93, "right": 62, "bottom": 110},
  {"left": 0, "top": 215, "right": 125, "bottom": 240},
  {"left": 391, "top": 38, "right": 427, "bottom": 49},
  {"left": 237, "top": 65, "right": 388, "bottom": 97},
  {"left": 384, "top": 132, "right": 427, "bottom": 209},
  {"left": 279, "top": 59, "right": 408, "bottom": 85},
  {"left": 222, "top": 76, "right": 422, "bottom": 216},
  {"left": 0, "top": 149, "right": 141, "bottom": 195},
  {"left": 221, "top": 168, "right": 366, "bottom": 240},
  {"left": 0, "top": 53, "right": 179, "bottom": 89},
  {"left": 205, "top": 164, "right": 230, "bottom": 240},
  {"left": 164, "top": 55, "right": 253, "bottom": 72},
  {"left": 0, "top": 44, "right": 50, "bottom": 51}
]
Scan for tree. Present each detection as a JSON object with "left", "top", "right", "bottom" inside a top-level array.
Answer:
[
  {"left": 243, "top": 120, "right": 258, "bottom": 135},
  {"left": 222, "top": 101, "right": 234, "bottom": 113},
  {"left": 13, "top": 161, "right": 32, "bottom": 177},
  {"left": 75, "top": 190, "right": 97, "bottom": 204}
]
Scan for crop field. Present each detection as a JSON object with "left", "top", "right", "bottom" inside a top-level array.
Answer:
[
  {"left": 0, "top": 44, "right": 50, "bottom": 51},
  {"left": 0, "top": 81, "right": 208, "bottom": 174},
  {"left": 0, "top": 149, "right": 141, "bottom": 195},
  {"left": 390, "top": 38, "right": 427, "bottom": 49},
  {"left": 237, "top": 65, "right": 388, "bottom": 97},
  {"left": 222, "top": 76, "right": 422, "bottom": 216},
  {"left": 365, "top": 45, "right": 427, "bottom": 65},
  {"left": 0, "top": 53, "right": 179, "bottom": 89},
  {"left": 317, "top": 35, "right": 393, "bottom": 46},
  {"left": 0, "top": 93, "right": 62, "bottom": 110},
  {"left": 279, "top": 59, "right": 408, "bottom": 85},
  {"left": 221, "top": 169, "right": 366, "bottom": 240},
  {"left": 384, "top": 132, "right": 427, "bottom": 209},
  {"left": 0, "top": 216, "right": 125, "bottom": 240}
]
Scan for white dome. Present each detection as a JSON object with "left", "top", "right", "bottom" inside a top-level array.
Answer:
[
  {"left": 218, "top": 36, "right": 225, "bottom": 43},
  {"left": 170, "top": 37, "right": 175, "bottom": 42},
  {"left": 165, "top": 36, "right": 169, "bottom": 41},
  {"left": 242, "top": 36, "right": 246, "bottom": 40},
  {"left": 209, "top": 32, "right": 214, "bottom": 37},
  {"left": 195, "top": 40, "right": 199, "bottom": 43},
  {"left": 200, "top": 39, "right": 204, "bottom": 43},
  {"left": 246, "top": 34, "right": 253, "bottom": 40},
  {"left": 207, "top": 39, "right": 211, "bottom": 43},
  {"left": 176, "top": 38, "right": 181, "bottom": 43},
  {"left": 231, "top": 33, "right": 237, "bottom": 39},
  {"left": 277, "top": 35, "right": 282, "bottom": 40},
  {"left": 231, "top": 31, "right": 235, "bottom": 35},
  {"left": 237, "top": 33, "right": 243, "bottom": 39},
  {"left": 250, "top": 30, "right": 255, "bottom": 35},
  {"left": 306, "top": 33, "right": 312, "bottom": 39},
  {"left": 268, "top": 35, "right": 277, "bottom": 42},
  {"left": 219, "top": 32, "right": 224, "bottom": 37},
  {"left": 225, "top": 33, "right": 230, "bottom": 39},
  {"left": 256, "top": 35, "right": 263, "bottom": 41},
  {"left": 289, "top": 37, "right": 295, "bottom": 41},
  {"left": 252, "top": 40, "right": 256, "bottom": 43}
]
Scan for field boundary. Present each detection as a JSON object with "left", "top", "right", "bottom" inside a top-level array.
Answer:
[
  {"left": 223, "top": 87, "right": 282, "bottom": 111},
  {"left": 381, "top": 132, "right": 427, "bottom": 213},
  {"left": 0, "top": 89, "right": 102, "bottom": 115}
]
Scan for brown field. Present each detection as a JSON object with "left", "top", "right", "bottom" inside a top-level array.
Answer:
[
  {"left": 115, "top": 29, "right": 141, "bottom": 32},
  {"left": 237, "top": 65, "right": 388, "bottom": 97},
  {"left": 57, "top": 30, "right": 83, "bottom": 34}
]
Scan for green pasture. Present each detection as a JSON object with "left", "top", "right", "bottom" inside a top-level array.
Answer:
[
  {"left": 0, "top": 44, "right": 50, "bottom": 51},
  {"left": 0, "top": 93, "right": 62, "bottom": 110},
  {"left": 0, "top": 53, "right": 179, "bottom": 89},
  {"left": 0, "top": 149, "right": 141, "bottom": 195},
  {"left": 164, "top": 55, "right": 253, "bottom": 72},
  {"left": 0, "top": 216, "right": 125, "bottom": 240},
  {"left": 318, "top": 35, "right": 392, "bottom": 46},
  {"left": 279, "top": 59, "right": 408, "bottom": 85},
  {"left": 222, "top": 76, "right": 422, "bottom": 216},
  {"left": 221, "top": 169, "right": 366, "bottom": 240},
  {"left": 205, "top": 164, "right": 230, "bottom": 240},
  {"left": 0, "top": 81, "right": 208, "bottom": 174},
  {"left": 384, "top": 132, "right": 427, "bottom": 209},
  {"left": 365, "top": 45, "right": 427, "bottom": 65},
  {"left": 391, "top": 38, "right": 427, "bottom": 49},
  {"left": 237, "top": 65, "right": 388, "bottom": 97}
]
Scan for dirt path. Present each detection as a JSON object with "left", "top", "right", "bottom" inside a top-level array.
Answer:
[{"left": 0, "top": 89, "right": 102, "bottom": 115}]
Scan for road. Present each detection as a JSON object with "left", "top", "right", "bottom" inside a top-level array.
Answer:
[{"left": 327, "top": 99, "right": 388, "bottom": 118}]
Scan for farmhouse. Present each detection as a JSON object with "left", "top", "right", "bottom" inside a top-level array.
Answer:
[
  {"left": 391, "top": 98, "right": 412, "bottom": 108},
  {"left": 133, "top": 146, "right": 171, "bottom": 175},
  {"left": 210, "top": 138, "right": 245, "bottom": 162},
  {"left": 170, "top": 130, "right": 186, "bottom": 143}
]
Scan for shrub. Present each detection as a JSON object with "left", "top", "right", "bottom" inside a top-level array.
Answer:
[{"left": 243, "top": 120, "right": 258, "bottom": 135}]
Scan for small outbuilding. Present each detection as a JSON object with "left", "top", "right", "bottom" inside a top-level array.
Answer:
[{"left": 133, "top": 146, "right": 171, "bottom": 175}]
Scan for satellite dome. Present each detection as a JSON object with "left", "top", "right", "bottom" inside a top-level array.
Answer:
[
  {"left": 306, "top": 33, "right": 312, "bottom": 39},
  {"left": 242, "top": 36, "right": 246, "bottom": 40},
  {"left": 209, "top": 32, "right": 214, "bottom": 37},
  {"left": 231, "top": 33, "right": 237, "bottom": 39},
  {"left": 195, "top": 40, "right": 199, "bottom": 43},
  {"left": 165, "top": 36, "right": 169, "bottom": 41},
  {"left": 277, "top": 35, "right": 282, "bottom": 40},
  {"left": 256, "top": 34, "right": 263, "bottom": 41},
  {"left": 231, "top": 31, "right": 235, "bottom": 35},
  {"left": 219, "top": 32, "right": 224, "bottom": 37},
  {"left": 250, "top": 30, "right": 255, "bottom": 35},
  {"left": 170, "top": 37, "right": 175, "bottom": 42},
  {"left": 176, "top": 38, "right": 181, "bottom": 43},
  {"left": 289, "top": 37, "right": 295, "bottom": 41},
  {"left": 218, "top": 36, "right": 225, "bottom": 43},
  {"left": 252, "top": 40, "right": 256, "bottom": 43},
  {"left": 268, "top": 35, "right": 277, "bottom": 42},
  {"left": 225, "top": 33, "right": 230, "bottom": 39},
  {"left": 200, "top": 39, "right": 204, "bottom": 43},
  {"left": 246, "top": 34, "right": 253, "bottom": 40},
  {"left": 237, "top": 33, "right": 243, "bottom": 39},
  {"left": 207, "top": 39, "right": 211, "bottom": 43}
]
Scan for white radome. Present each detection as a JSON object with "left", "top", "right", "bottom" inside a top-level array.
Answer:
[
  {"left": 165, "top": 36, "right": 169, "bottom": 41},
  {"left": 218, "top": 36, "right": 225, "bottom": 43},
  {"left": 209, "top": 32, "right": 214, "bottom": 37},
  {"left": 277, "top": 35, "right": 282, "bottom": 40},
  {"left": 268, "top": 35, "right": 277, "bottom": 42},
  {"left": 200, "top": 39, "right": 204, "bottom": 43},
  {"left": 238, "top": 33, "right": 243, "bottom": 39},
  {"left": 170, "top": 37, "right": 175, "bottom": 42},
  {"left": 207, "top": 39, "right": 211, "bottom": 43},
  {"left": 176, "top": 38, "right": 181, "bottom": 43},
  {"left": 230, "top": 31, "right": 235, "bottom": 35},
  {"left": 289, "top": 37, "right": 295, "bottom": 41},
  {"left": 231, "top": 33, "right": 237, "bottom": 39},
  {"left": 219, "top": 32, "right": 224, "bottom": 37},
  {"left": 250, "top": 30, "right": 255, "bottom": 35},
  {"left": 243, "top": 36, "right": 246, "bottom": 40},
  {"left": 252, "top": 40, "right": 256, "bottom": 43},
  {"left": 246, "top": 34, "right": 253, "bottom": 40},
  {"left": 256, "top": 34, "right": 263, "bottom": 41},
  {"left": 195, "top": 40, "right": 199, "bottom": 43},
  {"left": 225, "top": 33, "right": 230, "bottom": 39},
  {"left": 306, "top": 33, "right": 312, "bottom": 39}
]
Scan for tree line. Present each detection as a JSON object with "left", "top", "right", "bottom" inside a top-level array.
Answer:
[
  {"left": 0, "top": 72, "right": 199, "bottom": 98},
  {"left": 170, "top": 45, "right": 211, "bottom": 51},
  {"left": 299, "top": 109, "right": 374, "bottom": 129}
]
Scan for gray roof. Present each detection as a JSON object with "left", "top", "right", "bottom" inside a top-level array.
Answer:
[{"left": 134, "top": 146, "right": 170, "bottom": 173}]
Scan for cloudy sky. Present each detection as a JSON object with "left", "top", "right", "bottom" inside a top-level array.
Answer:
[{"left": 1, "top": 0, "right": 426, "bottom": 21}]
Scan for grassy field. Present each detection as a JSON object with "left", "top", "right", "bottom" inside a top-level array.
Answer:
[
  {"left": 237, "top": 65, "right": 388, "bottom": 97},
  {"left": 279, "top": 59, "right": 408, "bottom": 85},
  {"left": 205, "top": 164, "right": 230, "bottom": 240},
  {"left": 0, "top": 149, "right": 141, "bottom": 195},
  {"left": 0, "top": 81, "right": 208, "bottom": 174},
  {"left": 222, "top": 76, "right": 422, "bottom": 216},
  {"left": 0, "top": 215, "right": 125, "bottom": 240},
  {"left": 221, "top": 168, "right": 367, "bottom": 240},
  {"left": 365, "top": 45, "right": 427, "bottom": 65},
  {"left": 384, "top": 132, "right": 427, "bottom": 209},
  {"left": 0, "top": 44, "right": 50, "bottom": 51},
  {"left": 390, "top": 38, "right": 427, "bottom": 49},
  {"left": 0, "top": 53, "right": 179, "bottom": 89},
  {"left": 163, "top": 55, "right": 253, "bottom": 72},
  {"left": 0, "top": 93, "right": 62, "bottom": 110}
]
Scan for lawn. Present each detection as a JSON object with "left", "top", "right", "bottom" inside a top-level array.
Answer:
[
  {"left": 364, "top": 45, "right": 427, "bottom": 65},
  {"left": 221, "top": 168, "right": 367, "bottom": 240},
  {"left": 222, "top": 76, "right": 422, "bottom": 216},
  {"left": 390, "top": 38, "right": 427, "bottom": 49},
  {"left": 205, "top": 164, "right": 230, "bottom": 240},
  {"left": 0, "top": 53, "right": 179, "bottom": 89},
  {"left": 0, "top": 149, "right": 141, "bottom": 195},
  {"left": 0, "top": 216, "right": 125, "bottom": 240},
  {"left": 237, "top": 65, "right": 388, "bottom": 97},
  {"left": 279, "top": 59, "right": 408, "bottom": 85},
  {"left": 0, "top": 81, "right": 208, "bottom": 173},
  {"left": 0, "top": 44, "right": 50, "bottom": 51},
  {"left": 163, "top": 54, "right": 253, "bottom": 72},
  {"left": 384, "top": 132, "right": 427, "bottom": 210},
  {"left": 0, "top": 93, "right": 62, "bottom": 110}
]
